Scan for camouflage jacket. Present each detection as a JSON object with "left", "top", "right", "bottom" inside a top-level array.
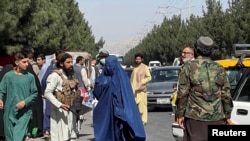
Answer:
[{"left": 176, "top": 56, "right": 233, "bottom": 121}]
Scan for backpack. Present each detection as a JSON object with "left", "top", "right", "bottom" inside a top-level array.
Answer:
[
  {"left": 187, "top": 59, "right": 227, "bottom": 102},
  {"left": 53, "top": 70, "right": 82, "bottom": 107}
]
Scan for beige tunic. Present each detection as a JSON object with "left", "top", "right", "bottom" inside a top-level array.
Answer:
[
  {"left": 45, "top": 69, "right": 77, "bottom": 141},
  {"left": 130, "top": 63, "right": 152, "bottom": 95},
  {"left": 130, "top": 63, "right": 151, "bottom": 123}
]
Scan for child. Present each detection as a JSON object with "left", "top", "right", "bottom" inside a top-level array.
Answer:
[{"left": 170, "top": 83, "right": 177, "bottom": 116}]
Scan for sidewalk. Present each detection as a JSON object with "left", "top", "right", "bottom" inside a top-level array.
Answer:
[{"left": 30, "top": 111, "right": 95, "bottom": 141}]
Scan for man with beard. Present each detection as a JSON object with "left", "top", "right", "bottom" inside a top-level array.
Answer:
[
  {"left": 181, "top": 47, "right": 195, "bottom": 64},
  {"left": 130, "top": 53, "right": 152, "bottom": 125},
  {"left": 41, "top": 50, "right": 64, "bottom": 138},
  {"left": 44, "top": 53, "right": 78, "bottom": 141},
  {"left": 177, "top": 36, "right": 233, "bottom": 141}
]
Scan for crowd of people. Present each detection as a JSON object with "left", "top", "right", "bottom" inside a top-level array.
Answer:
[{"left": 0, "top": 36, "right": 235, "bottom": 141}]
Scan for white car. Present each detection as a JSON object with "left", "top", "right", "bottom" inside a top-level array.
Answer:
[
  {"left": 148, "top": 60, "right": 161, "bottom": 71},
  {"left": 230, "top": 69, "right": 250, "bottom": 124}
]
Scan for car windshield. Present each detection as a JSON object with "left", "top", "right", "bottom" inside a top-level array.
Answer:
[
  {"left": 150, "top": 63, "right": 160, "bottom": 67},
  {"left": 151, "top": 68, "right": 179, "bottom": 82}
]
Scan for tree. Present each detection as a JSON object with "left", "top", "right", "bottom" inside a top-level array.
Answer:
[{"left": 0, "top": 0, "right": 97, "bottom": 56}]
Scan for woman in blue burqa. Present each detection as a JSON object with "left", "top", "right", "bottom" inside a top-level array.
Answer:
[{"left": 93, "top": 55, "right": 146, "bottom": 141}]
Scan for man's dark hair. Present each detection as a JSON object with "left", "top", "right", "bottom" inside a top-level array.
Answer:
[
  {"left": 134, "top": 53, "right": 144, "bottom": 59},
  {"left": 76, "top": 56, "right": 84, "bottom": 63},
  {"left": 15, "top": 52, "right": 29, "bottom": 61},
  {"left": 21, "top": 47, "right": 34, "bottom": 59},
  {"left": 56, "top": 53, "right": 72, "bottom": 69},
  {"left": 55, "top": 50, "right": 65, "bottom": 58},
  {"left": 36, "top": 53, "right": 46, "bottom": 60},
  {"left": 21, "top": 47, "right": 34, "bottom": 54},
  {"left": 56, "top": 53, "right": 74, "bottom": 79}
]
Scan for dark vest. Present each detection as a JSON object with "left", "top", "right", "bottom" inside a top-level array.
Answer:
[{"left": 73, "top": 64, "right": 85, "bottom": 87}]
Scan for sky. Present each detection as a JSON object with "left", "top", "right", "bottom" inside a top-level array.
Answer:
[{"left": 76, "top": 0, "right": 229, "bottom": 54}]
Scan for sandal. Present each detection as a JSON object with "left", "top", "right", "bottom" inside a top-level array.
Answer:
[
  {"left": 25, "top": 136, "right": 30, "bottom": 141},
  {"left": 44, "top": 131, "right": 50, "bottom": 138}
]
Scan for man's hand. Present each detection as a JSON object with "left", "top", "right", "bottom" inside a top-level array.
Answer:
[
  {"left": 60, "top": 104, "right": 70, "bottom": 111},
  {"left": 0, "top": 100, "right": 4, "bottom": 109},
  {"left": 16, "top": 101, "right": 26, "bottom": 109},
  {"left": 177, "top": 117, "right": 185, "bottom": 129},
  {"left": 226, "top": 119, "right": 235, "bottom": 125},
  {"left": 41, "top": 95, "right": 46, "bottom": 99}
]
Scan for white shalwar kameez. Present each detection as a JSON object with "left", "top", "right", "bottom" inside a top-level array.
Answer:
[{"left": 45, "top": 69, "right": 77, "bottom": 141}]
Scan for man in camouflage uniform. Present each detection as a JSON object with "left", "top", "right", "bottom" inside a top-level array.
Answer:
[{"left": 176, "top": 36, "right": 233, "bottom": 141}]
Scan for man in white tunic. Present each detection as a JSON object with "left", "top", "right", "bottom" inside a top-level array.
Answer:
[{"left": 45, "top": 53, "right": 77, "bottom": 141}]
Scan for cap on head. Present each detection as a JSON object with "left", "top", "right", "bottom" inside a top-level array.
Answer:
[
  {"left": 196, "top": 36, "right": 213, "bottom": 55},
  {"left": 98, "top": 50, "right": 109, "bottom": 58}
]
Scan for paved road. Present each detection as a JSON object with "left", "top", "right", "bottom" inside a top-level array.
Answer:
[
  {"left": 30, "top": 107, "right": 176, "bottom": 141},
  {"left": 145, "top": 107, "right": 176, "bottom": 141},
  {"left": 30, "top": 111, "right": 94, "bottom": 141}
]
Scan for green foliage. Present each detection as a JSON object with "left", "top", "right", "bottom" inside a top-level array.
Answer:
[
  {"left": 2, "top": 0, "right": 250, "bottom": 65},
  {"left": 125, "top": 0, "right": 250, "bottom": 65},
  {"left": 0, "top": 0, "right": 98, "bottom": 56}
]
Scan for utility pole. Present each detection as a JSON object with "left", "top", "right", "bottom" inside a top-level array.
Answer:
[{"left": 188, "top": 0, "right": 191, "bottom": 21}]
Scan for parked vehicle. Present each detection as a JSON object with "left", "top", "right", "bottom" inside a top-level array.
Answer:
[
  {"left": 172, "top": 44, "right": 250, "bottom": 141},
  {"left": 148, "top": 60, "right": 161, "bottom": 71},
  {"left": 147, "top": 66, "right": 181, "bottom": 111}
]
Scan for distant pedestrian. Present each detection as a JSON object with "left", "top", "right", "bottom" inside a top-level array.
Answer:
[
  {"left": 36, "top": 53, "right": 49, "bottom": 82},
  {"left": 95, "top": 50, "right": 109, "bottom": 77},
  {"left": 130, "top": 53, "right": 151, "bottom": 125},
  {"left": 73, "top": 55, "right": 91, "bottom": 134},
  {"left": 170, "top": 83, "right": 177, "bottom": 116},
  {"left": 0, "top": 52, "right": 38, "bottom": 141},
  {"left": 93, "top": 55, "right": 146, "bottom": 141},
  {"left": 21, "top": 47, "right": 44, "bottom": 138},
  {"left": 181, "top": 46, "right": 195, "bottom": 63},
  {"left": 0, "top": 62, "right": 14, "bottom": 141},
  {"left": 173, "top": 46, "right": 195, "bottom": 66}
]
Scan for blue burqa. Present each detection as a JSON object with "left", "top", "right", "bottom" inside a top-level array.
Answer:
[{"left": 93, "top": 55, "right": 146, "bottom": 141}]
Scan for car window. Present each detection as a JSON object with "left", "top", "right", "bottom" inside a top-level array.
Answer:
[
  {"left": 235, "top": 74, "right": 250, "bottom": 102},
  {"left": 151, "top": 68, "right": 179, "bottom": 82},
  {"left": 150, "top": 63, "right": 160, "bottom": 67},
  {"left": 226, "top": 69, "right": 242, "bottom": 96}
]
